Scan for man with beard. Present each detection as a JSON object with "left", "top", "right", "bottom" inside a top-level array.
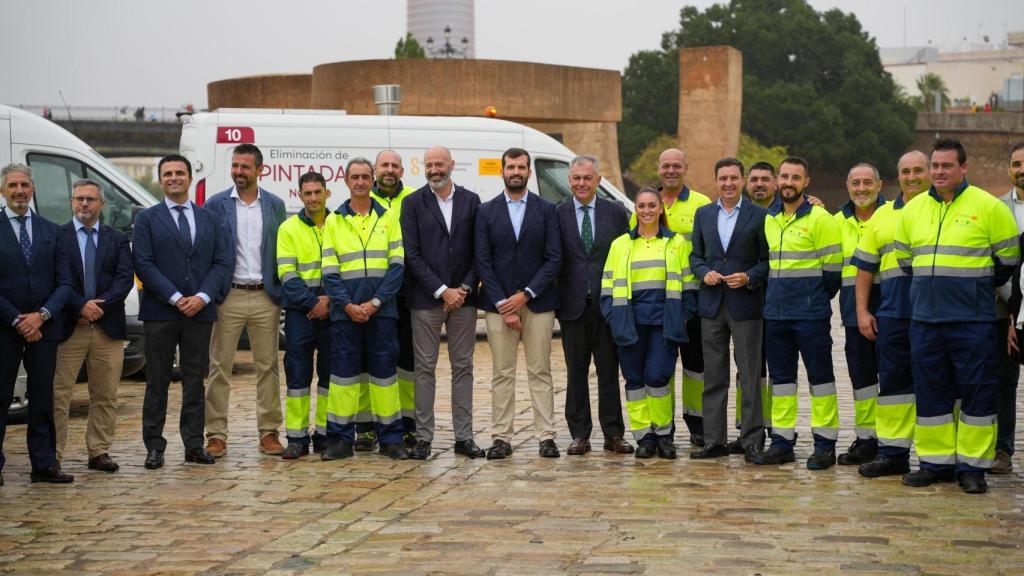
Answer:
[
  {"left": 362, "top": 150, "right": 417, "bottom": 451},
  {"left": 476, "top": 147, "right": 562, "bottom": 459},
  {"left": 754, "top": 157, "right": 843, "bottom": 470},
  {"left": 204, "top": 143, "right": 288, "bottom": 458},
  {"left": 401, "top": 146, "right": 485, "bottom": 460},
  {"left": 852, "top": 151, "right": 930, "bottom": 478},
  {"left": 630, "top": 148, "right": 710, "bottom": 447},
  {"left": 833, "top": 164, "right": 886, "bottom": 467},
  {"left": 894, "top": 139, "right": 1018, "bottom": 494},
  {"left": 0, "top": 163, "right": 74, "bottom": 484},
  {"left": 996, "top": 142, "right": 1024, "bottom": 475}
]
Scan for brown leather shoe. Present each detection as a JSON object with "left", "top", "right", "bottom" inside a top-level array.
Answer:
[
  {"left": 603, "top": 436, "right": 635, "bottom": 454},
  {"left": 259, "top": 433, "right": 284, "bottom": 455},
  {"left": 206, "top": 438, "right": 227, "bottom": 458},
  {"left": 567, "top": 437, "right": 591, "bottom": 456}
]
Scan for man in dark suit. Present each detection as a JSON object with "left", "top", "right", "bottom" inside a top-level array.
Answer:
[
  {"left": 134, "top": 154, "right": 230, "bottom": 469},
  {"left": 689, "top": 157, "right": 769, "bottom": 462},
  {"left": 476, "top": 147, "right": 562, "bottom": 459},
  {"left": 203, "top": 143, "right": 288, "bottom": 458},
  {"left": 401, "top": 146, "right": 484, "bottom": 460},
  {"left": 52, "top": 178, "right": 135, "bottom": 473},
  {"left": 556, "top": 155, "right": 633, "bottom": 456},
  {"left": 0, "top": 163, "right": 74, "bottom": 485}
]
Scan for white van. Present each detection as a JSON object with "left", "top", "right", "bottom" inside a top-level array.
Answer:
[
  {"left": 179, "top": 109, "right": 633, "bottom": 211},
  {"left": 0, "top": 105, "right": 156, "bottom": 419}
]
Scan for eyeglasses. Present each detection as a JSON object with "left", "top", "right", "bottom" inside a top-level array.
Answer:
[{"left": 72, "top": 196, "right": 102, "bottom": 204}]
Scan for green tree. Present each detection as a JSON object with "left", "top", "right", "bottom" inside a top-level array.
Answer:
[
  {"left": 737, "top": 133, "right": 788, "bottom": 171},
  {"left": 914, "top": 72, "right": 950, "bottom": 112},
  {"left": 394, "top": 33, "right": 425, "bottom": 59},
  {"left": 619, "top": 0, "right": 916, "bottom": 178}
]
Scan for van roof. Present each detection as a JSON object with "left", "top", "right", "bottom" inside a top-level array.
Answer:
[{"left": 187, "top": 110, "right": 526, "bottom": 135}]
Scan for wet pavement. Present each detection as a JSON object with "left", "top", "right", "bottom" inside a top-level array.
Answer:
[{"left": 1, "top": 319, "right": 1022, "bottom": 575}]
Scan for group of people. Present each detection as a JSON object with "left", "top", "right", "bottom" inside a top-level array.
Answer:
[{"left": 0, "top": 137, "right": 1020, "bottom": 496}]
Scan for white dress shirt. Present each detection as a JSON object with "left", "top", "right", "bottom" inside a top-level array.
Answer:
[
  {"left": 230, "top": 187, "right": 264, "bottom": 284},
  {"left": 432, "top": 184, "right": 457, "bottom": 299}
]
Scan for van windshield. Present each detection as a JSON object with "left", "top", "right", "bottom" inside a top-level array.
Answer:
[
  {"left": 535, "top": 159, "right": 620, "bottom": 205},
  {"left": 27, "top": 153, "right": 143, "bottom": 235}
]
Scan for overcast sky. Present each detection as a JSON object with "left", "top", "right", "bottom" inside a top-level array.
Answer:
[{"left": 1, "top": 0, "right": 1020, "bottom": 109}]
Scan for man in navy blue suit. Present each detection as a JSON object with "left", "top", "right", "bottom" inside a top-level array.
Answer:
[
  {"left": 0, "top": 163, "right": 74, "bottom": 485},
  {"left": 203, "top": 143, "right": 288, "bottom": 458},
  {"left": 134, "top": 154, "right": 230, "bottom": 469},
  {"left": 475, "top": 147, "right": 562, "bottom": 460},
  {"left": 52, "top": 178, "right": 135, "bottom": 473},
  {"left": 689, "top": 157, "right": 770, "bottom": 462}
]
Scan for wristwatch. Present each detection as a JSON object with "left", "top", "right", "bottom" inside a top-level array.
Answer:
[
  {"left": 460, "top": 283, "right": 473, "bottom": 295},
  {"left": 39, "top": 309, "right": 51, "bottom": 322},
  {"left": 371, "top": 297, "right": 382, "bottom": 308}
]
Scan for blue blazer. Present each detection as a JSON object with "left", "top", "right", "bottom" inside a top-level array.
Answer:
[
  {"left": 132, "top": 202, "right": 231, "bottom": 323},
  {"left": 556, "top": 196, "right": 629, "bottom": 321},
  {"left": 58, "top": 222, "right": 135, "bottom": 341},
  {"left": 203, "top": 187, "right": 287, "bottom": 305},
  {"left": 401, "top": 184, "right": 481, "bottom": 310},
  {"left": 475, "top": 192, "right": 561, "bottom": 314},
  {"left": 689, "top": 200, "right": 770, "bottom": 321},
  {"left": 0, "top": 210, "right": 72, "bottom": 340}
]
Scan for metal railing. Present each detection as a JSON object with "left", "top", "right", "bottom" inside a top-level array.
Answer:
[{"left": 11, "top": 104, "right": 194, "bottom": 123}]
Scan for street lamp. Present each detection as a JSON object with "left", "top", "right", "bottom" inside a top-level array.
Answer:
[{"left": 426, "top": 25, "right": 469, "bottom": 59}]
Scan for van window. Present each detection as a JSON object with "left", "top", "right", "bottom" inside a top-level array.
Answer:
[
  {"left": 534, "top": 159, "right": 571, "bottom": 203},
  {"left": 27, "top": 153, "right": 138, "bottom": 234}
]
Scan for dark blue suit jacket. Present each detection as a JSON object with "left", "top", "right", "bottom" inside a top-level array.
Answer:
[
  {"left": 132, "top": 201, "right": 231, "bottom": 323},
  {"left": 58, "top": 222, "right": 135, "bottom": 341},
  {"left": 203, "top": 187, "right": 287, "bottom": 305},
  {"left": 0, "top": 210, "right": 72, "bottom": 340},
  {"left": 556, "top": 196, "right": 629, "bottom": 321},
  {"left": 690, "top": 200, "right": 770, "bottom": 321},
  {"left": 475, "top": 192, "right": 561, "bottom": 314},
  {"left": 401, "top": 184, "right": 480, "bottom": 310}
]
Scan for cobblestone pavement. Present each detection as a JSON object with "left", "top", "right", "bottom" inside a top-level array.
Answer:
[{"left": 2, "top": 316, "right": 1023, "bottom": 575}]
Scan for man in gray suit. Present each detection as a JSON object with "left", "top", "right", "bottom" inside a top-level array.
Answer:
[{"left": 689, "top": 157, "right": 770, "bottom": 462}]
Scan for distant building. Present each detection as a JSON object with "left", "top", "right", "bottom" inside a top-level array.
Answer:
[
  {"left": 407, "top": 0, "right": 475, "bottom": 59},
  {"left": 882, "top": 38, "right": 1024, "bottom": 111}
]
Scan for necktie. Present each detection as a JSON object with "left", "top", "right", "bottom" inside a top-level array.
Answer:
[
  {"left": 15, "top": 215, "right": 31, "bottom": 263},
  {"left": 173, "top": 205, "right": 192, "bottom": 248},
  {"left": 83, "top": 227, "right": 97, "bottom": 300},
  {"left": 581, "top": 205, "right": 593, "bottom": 296}
]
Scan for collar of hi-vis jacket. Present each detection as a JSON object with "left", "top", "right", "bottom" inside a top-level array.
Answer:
[
  {"left": 335, "top": 198, "right": 388, "bottom": 218},
  {"left": 837, "top": 194, "right": 887, "bottom": 219},
  {"left": 926, "top": 179, "right": 970, "bottom": 203},
  {"left": 627, "top": 224, "right": 676, "bottom": 240},
  {"left": 768, "top": 196, "right": 812, "bottom": 218}
]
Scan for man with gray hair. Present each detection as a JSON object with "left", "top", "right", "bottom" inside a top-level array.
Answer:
[
  {"left": 0, "top": 163, "right": 74, "bottom": 484},
  {"left": 556, "top": 155, "right": 633, "bottom": 455},
  {"left": 51, "top": 179, "right": 135, "bottom": 473},
  {"left": 401, "top": 146, "right": 485, "bottom": 460}
]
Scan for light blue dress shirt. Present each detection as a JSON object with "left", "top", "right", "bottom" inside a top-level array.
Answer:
[
  {"left": 73, "top": 217, "right": 98, "bottom": 267},
  {"left": 505, "top": 191, "right": 528, "bottom": 241},
  {"left": 573, "top": 196, "right": 596, "bottom": 236},
  {"left": 716, "top": 197, "right": 742, "bottom": 252},
  {"left": 4, "top": 206, "right": 33, "bottom": 244},
  {"left": 164, "top": 198, "right": 209, "bottom": 306}
]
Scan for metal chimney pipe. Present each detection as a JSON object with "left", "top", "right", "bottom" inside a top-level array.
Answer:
[{"left": 373, "top": 84, "right": 402, "bottom": 116}]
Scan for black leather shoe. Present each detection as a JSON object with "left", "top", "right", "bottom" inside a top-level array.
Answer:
[
  {"left": 837, "top": 438, "right": 878, "bottom": 465},
  {"left": 858, "top": 456, "right": 910, "bottom": 478},
  {"left": 88, "top": 453, "right": 120, "bottom": 473},
  {"left": 409, "top": 440, "right": 432, "bottom": 460},
  {"left": 30, "top": 464, "right": 74, "bottom": 484},
  {"left": 567, "top": 437, "right": 591, "bottom": 456},
  {"left": 635, "top": 442, "right": 657, "bottom": 459},
  {"left": 690, "top": 444, "right": 729, "bottom": 459},
  {"left": 486, "top": 439, "right": 513, "bottom": 460},
  {"left": 185, "top": 447, "right": 215, "bottom": 465},
  {"left": 144, "top": 449, "right": 165, "bottom": 470},
  {"left": 656, "top": 437, "right": 677, "bottom": 460},
  {"left": 312, "top": 435, "right": 326, "bottom": 454},
  {"left": 959, "top": 473, "right": 988, "bottom": 494},
  {"left": 753, "top": 444, "right": 796, "bottom": 465},
  {"left": 380, "top": 443, "right": 410, "bottom": 460},
  {"left": 806, "top": 448, "right": 836, "bottom": 470},
  {"left": 403, "top": 431, "right": 417, "bottom": 450},
  {"left": 603, "top": 436, "right": 635, "bottom": 454},
  {"left": 902, "top": 468, "right": 955, "bottom": 487},
  {"left": 0, "top": 472, "right": 3, "bottom": 486},
  {"left": 726, "top": 439, "right": 744, "bottom": 455},
  {"left": 454, "top": 439, "right": 485, "bottom": 458},
  {"left": 281, "top": 442, "right": 309, "bottom": 460},
  {"left": 321, "top": 439, "right": 354, "bottom": 460},
  {"left": 743, "top": 445, "right": 762, "bottom": 464},
  {"left": 689, "top": 433, "right": 705, "bottom": 448},
  {"left": 539, "top": 439, "right": 561, "bottom": 458}
]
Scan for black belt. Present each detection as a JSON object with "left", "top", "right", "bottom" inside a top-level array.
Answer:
[{"left": 232, "top": 283, "right": 264, "bottom": 291}]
